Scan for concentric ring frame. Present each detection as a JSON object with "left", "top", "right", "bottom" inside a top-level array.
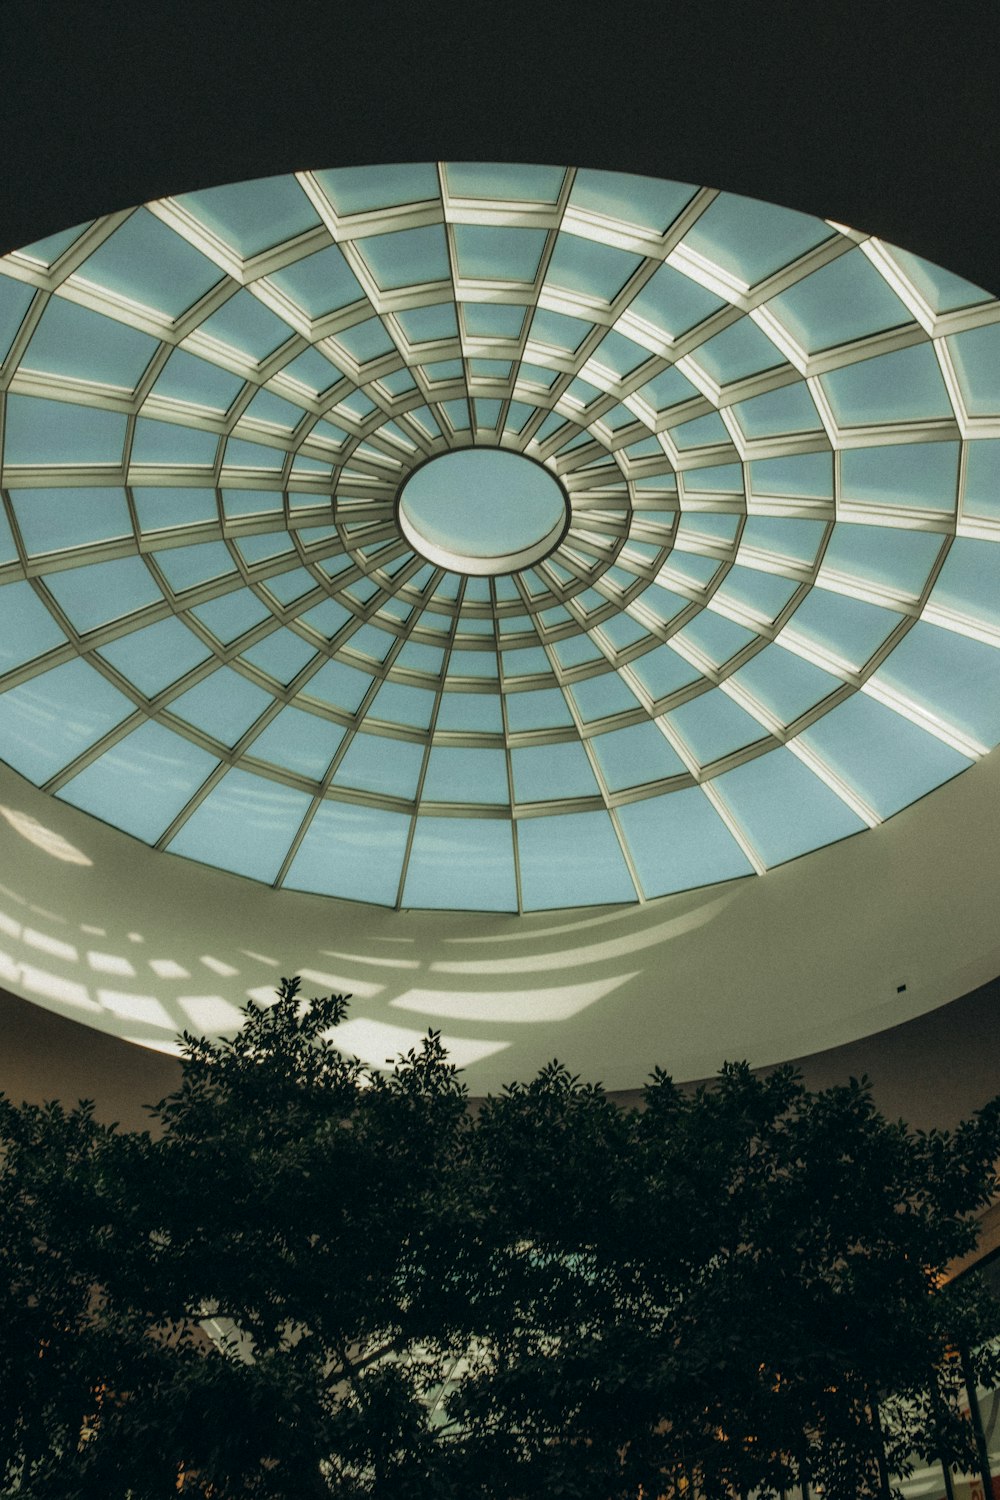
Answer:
[{"left": 1, "top": 161, "right": 999, "bottom": 1087}]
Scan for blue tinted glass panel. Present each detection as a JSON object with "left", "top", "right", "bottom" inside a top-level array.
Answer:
[
  {"left": 176, "top": 176, "right": 321, "bottom": 257},
  {"left": 727, "top": 644, "right": 841, "bottom": 725},
  {"left": 370, "top": 679, "right": 437, "bottom": 728},
  {"left": 0, "top": 658, "right": 133, "bottom": 782},
  {"left": 821, "top": 523, "right": 941, "bottom": 596},
  {"left": 155, "top": 542, "right": 237, "bottom": 592},
  {"left": 24, "top": 297, "right": 158, "bottom": 386},
  {"left": 0, "top": 579, "right": 66, "bottom": 669},
  {"left": 740, "top": 515, "right": 827, "bottom": 563},
  {"left": 190, "top": 590, "right": 272, "bottom": 642},
  {"left": 947, "top": 324, "right": 1000, "bottom": 417},
  {"left": 964, "top": 440, "right": 1000, "bottom": 521},
  {"left": 454, "top": 226, "right": 547, "bottom": 282},
  {"left": 618, "top": 786, "right": 754, "bottom": 896},
  {"left": 749, "top": 451, "right": 833, "bottom": 499},
  {"left": 682, "top": 193, "right": 832, "bottom": 285},
  {"left": 570, "top": 170, "right": 695, "bottom": 230},
  {"left": 394, "top": 303, "right": 458, "bottom": 344},
  {"left": 674, "top": 611, "right": 756, "bottom": 666},
  {"left": 98, "top": 616, "right": 212, "bottom": 695},
  {"left": 4, "top": 396, "right": 126, "bottom": 466},
  {"left": 841, "top": 441, "right": 958, "bottom": 512},
  {"left": 545, "top": 235, "right": 643, "bottom": 301},
  {"left": 167, "top": 768, "right": 310, "bottom": 881},
  {"left": 714, "top": 747, "right": 865, "bottom": 866},
  {"left": 402, "top": 817, "right": 517, "bottom": 911},
  {"left": 798, "top": 693, "right": 970, "bottom": 817},
  {"left": 354, "top": 225, "right": 450, "bottom": 289},
  {"left": 765, "top": 249, "right": 911, "bottom": 352},
  {"left": 784, "top": 589, "right": 903, "bottom": 668},
  {"left": 694, "top": 318, "right": 784, "bottom": 384},
  {"left": 239, "top": 628, "right": 318, "bottom": 682},
  {"left": 591, "top": 721, "right": 685, "bottom": 790},
  {"left": 284, "top": 798, "right": 410, "bottom": 904},
  {"left": 568, "top": 671, "right": 641, "bottom": 721},
  {"left": 871, "top": 622, "right": 1000, "bottom": 747},
  {"left": 57, "top": 720, "right": 218, "bottom": 842},
  {"left": 447, "top": 162, "right": 565, "bottom": 202},
  {"left": 333, "top": 318, "right": 396, "bottom": 362},
  {"left": 927, "top": 538, "right": 1000, "bottom": 628},
  {"left": 436, "top": 692, "right": 503, "bottom": 732},
  {"left": 666, "top": 688, "right": 767, "bottom": 763},
  {"left": 304, "top": 659, "right": 373, "bottom": 712},
  {"left": 462, "top": 303, "right": 525, "bottom": 338},
  {"left": 43, "top": 556, "right": 161, "bottom": 631},
  {"left": 713, "top": 567, "right": 799, "bottom": 622},
  {"left": 333, "top": 732, "right": 424, "bottom": 799},
  {"left": 249, "top": 706, "right": 344, "bottom": 780},
  {"left": 629, "top": 644, "right": 703, "bottom": 702},
  {"left": 511, "top": 740, "right": 599, "bottom": 801},
  {"left": 79, "top": 208, "right": 223, "bottom": 316},
  {"left": 315, "top": 163, "right": 440, "bottom": 215},
  {"left": 505, "top": 687, "right": 575, "bottom": 731},
  {"left": 10, "top": 487, "right": 130, "bottom": 554},
  {"left": 199, "top": 291, "right": 294, "bottom": 360},
  {"left": 269, "top": 243, "right": 364, "bottom": 317},
  {"left": 131, "top": 419, "right": 220, "bottom": 466},
  {"left": 886, "top": 244, "right": 993, "bottom": 314},
  {"left": 422, "top": 745, "right": 508, "bottom": 803},
  {"left": 170, "top": 668, "right": 272, "bottom": 745},
  {"left": 732, "top": 382, "right": 822, "bottom": 438},
  {"left": 150, "top": 349, "right": 245, "bottom": 409},
  {"left": 821, "top": 343, "right": 952, "bottom": 425},
  {"left": 0, "top": 275, "right": 35, "bottom": 362},
  {"left": 517, "top": 810, "right": 635, "bottom": 909}
]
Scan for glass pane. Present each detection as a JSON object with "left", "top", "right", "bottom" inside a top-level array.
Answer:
[
  {"left": 964, "top": 439, "right": 1000, "bottom": 521},
  {"left": 570, "top": 170, "right": 696, "bottom": 232},
  {"left": 797, "top": 693, "right": 970, "bottom": 817},
  {"left": 517, "top": 810, "right": 635, "bottom": 909},
  {"left": 666, "top": 687, "right": 768, "bottom": 763},
  {"left": 568, "top": 671, "right": 641, "bottom": 722},
  {"left": 765, "top": 249, "right": 911, "bottom": 352},
  {"left": 402, "top": 817, "right": 516, "bottom": 911},
  {"left": 0, "top": 274, "right": 35, "bottom": 362},
  {"left": 628, "top": 643, "right": 703, "bottom": 703},
  {"left": 249, "top": 705, "right": 344, "bottom": 779},
  {"left": 821, "top": 343, "right": 952, "bottom": 425},
  {"left": 453, "top": 226, "right": 547, "bottom": 282},
  {"left": 713, "top": 746, "right": 865, "bottom": 865},
  {"left": 283, "top": 798, "right": 411, "bottom": 905},
  {"left": 682, "top": 192, "right": 833, "bottom": 286},
  {"left": 0, "top": 658, "right": 133, "bottom": 782},
  {"left": 150, "top": 349, "right": 245, "bottom": 410},
  {"left": 927, "top": 537, "right": 1000, "bottom": 628},
  {"left": 871, "top": 621, "right": 1000, "bottom": 747},
  {"left": 78, "top": 208, "right": 222, "bottom": 316},
  {"left": 421, "top": 745, "right": 508, "bottom": 803},
  {"left": 176, "top": 175, "right": 321, "bottom": 257},
  {"left": 23, "top": 297, "right": 158, "bottom": 386},
  {"left": 42, "top": 556, "right": 161, "bottom": 631},
  {"left": 446, "top": 161, "right": 565, "bottom": 202},
  {"left": 731, "top": 381, "right": 822, "bottom": 438},
  {"left": 98, "top": 616, "right": 213, "bottom": 695},
  {"left": 618, "top": 786, "right": 754, "bottom": 896},
  {"left": 947, "top": 323, "right": 1000, "bottom": 417},
  {"left": 167, "top": 767, "right": 312, "bottom": 881},
  {"left": 841, "top": 441, "right": 958, "bottom": 512},
  {"left": 591, "top": 721, "right": 685, "bottom": 790},
  {"left": 511, "top": 740, "right": 599, "bottom": 801},
  {"left": 354, "top": 225, "right": 450, "bottom": 289},
  {"left": 57, "top": 720, "right": 218, "bottom": 842},
  {"left": 315, "top": 163, "right": 440, "bottom": 215},
  {"left": 333, "top": 731, "right": 424, "bottom": 799},
  {"left": 198, "top": 290, "right": 295, "bottom": 361},
  {"left": 783, "top": 588, "right": 903, "bottom": 669},
  {"left": 820, "top": 522, "right": 942, "bottom": 597},
  {"left": 10, "top": 486, "right": 131, "bottom": 554},
  {"left": 629, "top": 262, "right": 725, "bottom": 339},
  {"left": 170, "top": 667, "right": 273, "bottom": 746},
  {"left": 4, "top": 396, "right": 126, "bottom": 466},
  {"left": 727, "top": 644, "right": 841, "bottom": 726},
  {"left": 505, "top": 687, "right": 575, "bottom": 731},
  {"left": 544, "top": 234, "right": 643, "bottom": 301},
  {"left": 693, "top": 317, "right": 784, "bottom": 384}
]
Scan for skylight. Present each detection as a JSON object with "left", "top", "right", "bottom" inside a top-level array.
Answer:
[{"left": 1, "top": 166, "right": 998, "bottom": 912}]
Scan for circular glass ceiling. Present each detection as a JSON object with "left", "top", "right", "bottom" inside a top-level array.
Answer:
[{"left": 0, "top": 163, "right": 999, "bottom": 914}]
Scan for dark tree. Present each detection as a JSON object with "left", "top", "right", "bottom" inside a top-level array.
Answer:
[{"left": 1, "top": 980, "right": 997, "bottom": 1499}]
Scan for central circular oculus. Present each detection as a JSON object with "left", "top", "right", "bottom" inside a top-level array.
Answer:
[{"left": 396, "top": 449, "right": 569, "bottom": 576}]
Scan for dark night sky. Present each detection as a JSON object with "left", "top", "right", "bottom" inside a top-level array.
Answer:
[{"left": 2, "top": 1, "right": 998, "bottom": 293}]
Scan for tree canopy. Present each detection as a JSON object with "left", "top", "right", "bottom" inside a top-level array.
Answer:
[{"left": 1, "top": 978, "right": 998, "bottom": 1499}]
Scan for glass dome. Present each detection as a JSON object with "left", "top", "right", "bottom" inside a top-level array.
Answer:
[{"left": 0, "top": 163, "right": 998, "bottom": 913}]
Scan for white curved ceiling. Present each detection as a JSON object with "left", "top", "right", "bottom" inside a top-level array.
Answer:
[{"left": 1, "top": 165, "right": 999, "bottom": 915}]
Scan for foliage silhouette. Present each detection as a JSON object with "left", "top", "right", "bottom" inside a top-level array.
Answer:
[{"left": 0, "top": 978, "right": 998, "bottom": 1498}]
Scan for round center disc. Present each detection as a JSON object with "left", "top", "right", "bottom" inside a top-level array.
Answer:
[{"left": 396, "top": 449, "right": 569, "bottom": 576}]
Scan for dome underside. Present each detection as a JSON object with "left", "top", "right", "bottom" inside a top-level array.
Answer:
[{"left": 0, "top": 163, "right": 998, "bottom": 913}]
